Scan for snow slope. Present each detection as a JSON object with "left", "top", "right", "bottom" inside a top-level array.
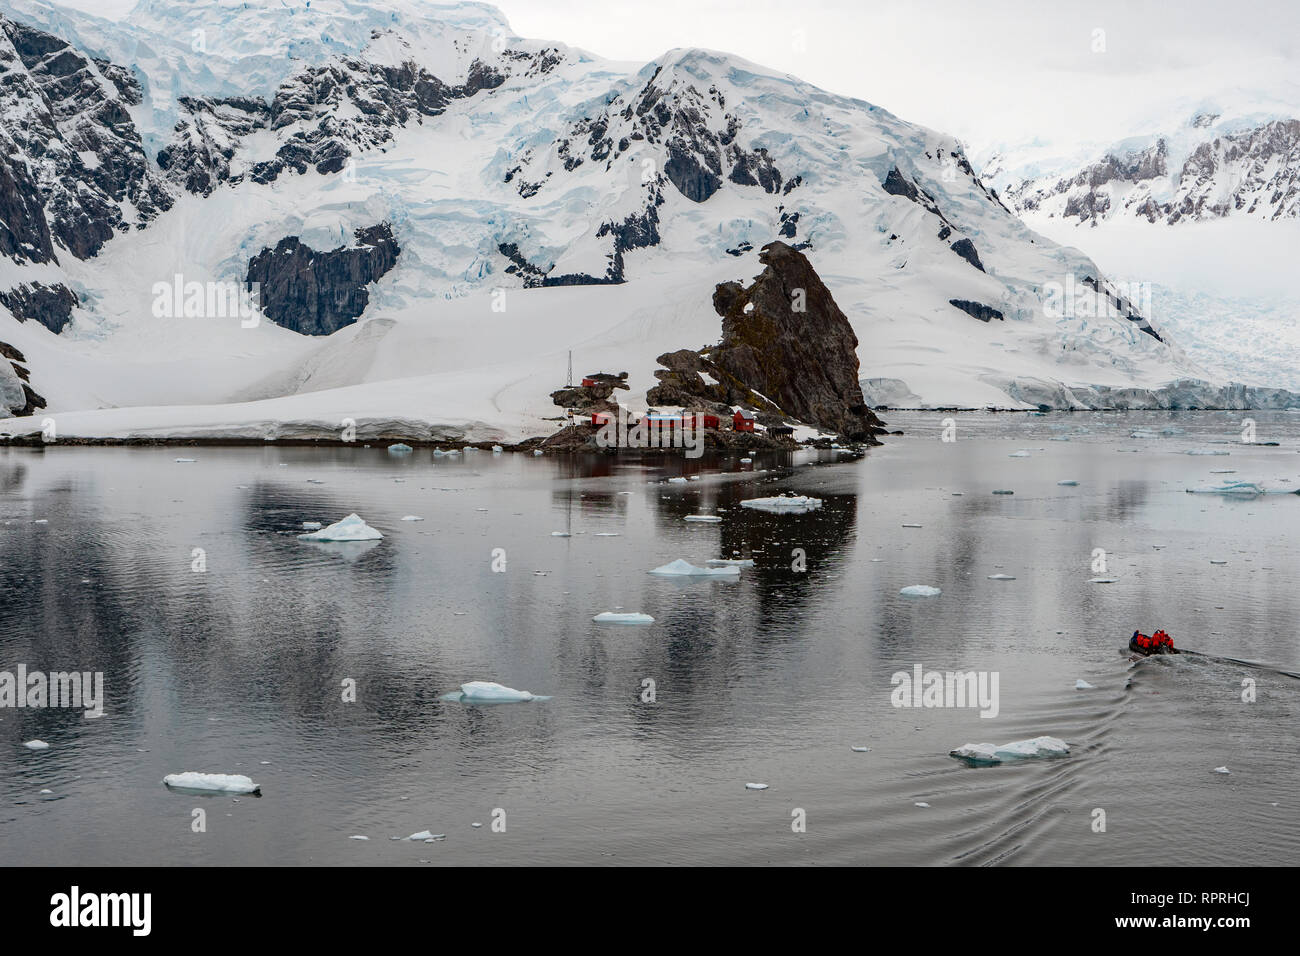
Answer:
[{"left": 0, "top": 0, "right": 1283, "bottom": 439}]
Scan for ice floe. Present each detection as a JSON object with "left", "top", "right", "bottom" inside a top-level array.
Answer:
[
  {"left": 739, "top": 494, "right": 823, "bottom": 513},
  {"left": 1075, "top": 679, "right": 1095, "bottom": 690},
  {"left": 387, "top": 443, "right": 413, "bottom": 455},
  {"left": 163, "top": 772, "right": 260, "bottom": 794},
  {"left": 23, "top": 740, "right": 49, "bottom": 750},
  {"left": 745, "top": 783, "right": 768, "bottom": 791},
  {"left": 1185, "top": 480, "right": 1299, "bottom": 496},
  {"left": 451, "top": 681, "right": 543, "bottom": 703},
  {"left": 1057, "top": 480, "right": 1079, "bottom": 486},
  {"left": 301, "top": 521, "right": 323, "bottom": 530},
  {"left": 950, "top": 736, "right": 1069, "bottom": 764},
  {"left": 707, "top": 558, "right": 755, "bottom": 568},
  {"left": 987, "top": 574, "right": 1016, "bottom": 581},
  {"left": 684, "top": 514, "right": 722, "bottom": 522},
  {"left": 992, "top": 489, "right": 1014, "bottom": 495},
  {"left": 1088, "top": 577, "right": 1118, "bottom": 584},
  {"left": 649, "top": 559, "right": 740, "bottom": 578},
  {"left": 900, "top": 585, "right": 941, "bottom": 597},
  {"left": 593, "top": 612, "right": 654, "bottom": 625},
  {"left": 174, "top": 457, "right": 196, "bottom": 463},
  {"left": 1213, "top": 766, "right": 1231, "bottom": 775},
  {"left": 297, "top": 513, "right": 383, "bottom": 541},
  {"left": 1186, "top": 449, "right": 1230, "bottom": 456},
  {"left": 401, "top": 515, "right": 424, "bottom": 521}
]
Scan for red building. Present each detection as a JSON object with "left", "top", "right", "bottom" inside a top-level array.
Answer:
[{"left": 733, "top": 410, "right": 756, "bottom": 432}]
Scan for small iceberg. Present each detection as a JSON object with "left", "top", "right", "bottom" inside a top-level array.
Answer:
[
  {"left": 1186, "top": 449, "right": 1229, "bottom": 456},
  {"left": 593, "top": 612, "right": 654, "bottom": 625},
  {"left": 950, "top": 736, "right": 1069, "bottom": 765},
  {"left": 1186, "top": 480, "right": 1298, "bottom": 497},
  {"left": 1088, "top": 577, "right": 1118, "bottom": 584},
  {"left": 401, "top": 515, "right": 424, "bottom": 522},
  {"left": 174, "top": 457, "right": 196, "bottom": 463},
  {"left": 745, "top": 783, "right": 768, "bottom": 791},
  {"left": 301, "top": 521, "right": 323, "bottom": 530},
  {"left": 706, "top": 558, "right": 755, "bottom": 568},
  {"left": 405, "top": 830, "right": 446, "bottom": 841},
  {"left": 163, "top": 772, "right": 260, "bottom": 794},
  {"left": 987, "top": 574, "right": 1016, "bottom": 580},
  {"left": 1008, "top": 450, "right": 1031, "bottom": 458},
  {"left": 297, "top": 513, "right": 383, "bottom": 542},
  {"left": 550, "top": 531, "right": 571, "bottom": 537},
  {"left": 452, "top": 681, "right": 542, "bottom": 703},
  {"left": 23, "top": 740, "right": 49, "bottom": 750},
  {"left": 739, "top": 494, "right": 823, "bottom": 513},
  {"left": 900, "top": 585, "right": 941, "bottom": 597},
  {"left": 1075, "top": 679, "right": 1095, "bottom": 690},
  {"left": 684, "top": 514, "right": 722, "bottom": 522},
  {"left": 1057, "top": 480, "right": 1079, "bottom": 486},
  {"left": 387, "top": 443, "right": 413, "bottom": 455},
  {"left": 667, "top": 477, "right": 688, "bottom": 484},
  {"left": 1213, "top": 766, "right": 1231, "bottom": 775},
  {"left": 649, "top": 559, "right": 740, "bottom": 578},
  {"left": 902, "top": 523, "right": 922, "bottom": 528},
  {"left": 991, "top": 489, "right": 1014, "bottom": 495},
  {"left": 492, "top": 445, "right": 503, "bottom": 453},
  {"left": 851, "top": 746, "right": 871, "bottom": 753}
]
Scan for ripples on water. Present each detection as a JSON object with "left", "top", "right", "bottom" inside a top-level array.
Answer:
[{"left": 1, "top": 410, "right": 1297, "bottom": 865}]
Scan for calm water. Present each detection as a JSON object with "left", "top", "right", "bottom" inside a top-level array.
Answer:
[{"left": 2, "top": 411, "right": 1298, "bottom": 866}]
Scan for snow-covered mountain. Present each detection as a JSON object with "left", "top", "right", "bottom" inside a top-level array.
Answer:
[{"left": 0, "top": 0, "right": 1290, "bottom": 440}]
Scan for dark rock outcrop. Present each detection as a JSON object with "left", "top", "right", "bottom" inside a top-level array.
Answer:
[
  {"left": 0, "top": 16, "right": 172, "bottom": 262},
  {"left": 0, "top": 340, "right": 45, "bottom": 417},
  {"left": 949, "top": 237, "right": 985, "bottom": 272},
  {"left": 0, "top": 282, "right": 78, "bottom": 333},
  {"left": 647, "top": 241, "right": 885, "bottom": 442},
  {"left": 245, "top": 223, "right": 400, "bottom": 336},
  {"left": 948, "top": 299, "right": 1003, "bottom": 322}
]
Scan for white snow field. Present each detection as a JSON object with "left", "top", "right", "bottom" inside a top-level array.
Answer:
[
  {"left": 162, "top": 772, "right": 260, "bottom": 793},
  {"left": 0, "top": 0, "right": 1251, "bottom": 441}
]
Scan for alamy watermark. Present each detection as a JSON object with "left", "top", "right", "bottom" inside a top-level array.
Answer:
[
  {"left": 890, "top": 663, "right": 999, "bottom": 718},
  {"left": 594, "top": 404, "right": 706, "bottom": 459},
  {"left": 151, "top": 274, "right": 261, "bottom": 327},
  {"left": 1, "top": 665, "right": 103, "bottom": 718}
]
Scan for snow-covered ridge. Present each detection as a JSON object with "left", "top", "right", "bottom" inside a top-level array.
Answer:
[{"left": 1, "top": 0, "right": 1289, "bottom": 436}]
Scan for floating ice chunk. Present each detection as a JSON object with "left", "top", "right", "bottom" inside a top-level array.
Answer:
[
  {"left": 739, "top": 457, "right": 753, "bottom": 464},
  {"left": 950, "top": 736, "right": 1069, "bottom": 764},
  {"left": 406, "top": 830, "right": 440, "bottom": 841},
  {"left": 1210, "top": 560, "right": 1227, "bottom": 565},
  {"left": 900, "top": 585, "right": 941, "bottom": 597},
  {"left": 1088, "top": 577, "right": 1118, "bottom": 583},
  {"left": 1187, "top": 480, "right": 1298, "bottom": 496},
  {"left": 666, "top": 477, "right": 689, "bottom": 484},
  {"left": 491, "top": 445, "right": 503, "bottom": 453},
  {"left": 707, "top": 558, "right": 755, "bottom": 568},
  {"left": 649, "top": 559, "right": 740, "bottom": 578},
  {"left": 1008, "top": 450, "right": 1031, "bottom": 458},
  {"left": 740, "top": 495, "right": 823, "bottom": 513},
  {"left": 401, "top": 515, "right": 424, "bottom": 522},
  {"left": 33, "top": 519, "right": 48, "bottom": 524},
  {"left": 301, "top": 521, "right": 323, "bottom": 530},
  {"left": 551, "top": 531, "right": 571, "bottom": 537},
  {"left": 902, "top": 523, "right": 922, "bottom": 528},
  {"left": 297, "top": 513, "right": 383, "bottom": 541},
  {"left": 593, "top": 612, "right": 654, "bottom": 625},
  {"left": 163, "top": 772, "right": 260, "bottom": 794},
  {"left": 23, "top": 740, "right": 49, "bottom": 750},
  {"left": 991, "top": 489, "right": 1014, "bottom": 495},
  {"left": 1186, "top": 449, "right": 1229, "bottom": 456},
  {"left": 457, "top": 681, "right": 538, "bottom": 702},
  {"left": 532, "top": 449, "right": 544, "bottom": 456},
  {"left": 174, "top": 458, "right": 196, "bottom": 463},
  {"left": 350, "top": 835, "right": 369, "bottom": 841},
  {"left": 594, "top": 532, "right": 620, "bottom": 537},
  {"left": 987, "top": 574, "right": 1016, "bottom": 580},
  {"left": 387, "top": 443, "right": 413, "bottom": 455},
  {"left": 1057, "top": 480, "right": 1079, "bottom": 486},
  {"left": 1210, "top": 469, "right": 1235, "bottom": 474},
  {"left": 1075, "top": 679, "right": 1095, "bottom": 690},
  {"left": 914, "top": 802, "right": 930, "bottom": 808},
  {"left": 1213, "top": 766, "right": 1231, "bottom": 775},
  {"left": 851, "top": 746, "right": 871, "bottom": 753},
  {"left": 684, "top": 514, "right": 722, "bottom": 522},
  {"left": 745, "top": 783, "right": 768, "bottom": 791}
]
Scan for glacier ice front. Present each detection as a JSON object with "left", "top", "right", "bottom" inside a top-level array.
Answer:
[
  {"left": 950, "top": 736, "right": 1069, "bottom": 765},
  {"left": 297, "top": 513, "right": 383, "bottom": 541},
  {"left": 163, "top": 772, "right": 261, "bottom": 794}
]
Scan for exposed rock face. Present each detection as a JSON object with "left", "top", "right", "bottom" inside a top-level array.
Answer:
[
  {"left": 550, "top": 372, "right": 629, "bottom": 413},
  {"left": 647, "top": 241, "right": 885, "bottom": 441},
  {"left": 881, "top": 166, "right": 990, "bottom": 269},
  {"left": 949, "top": 299, "right": 1003, "bottom": 322},
  {"left": 1002, "top": 119, "right": 1300, "bottom": 224},
  {"left": 245, "top": 224, "right": 400, "bottom": 336},
  {"left": 0, "top": 16, "right": 172, "bottom": 263},
  {"left": 0, "top": 340, "right": 46, "bottom": 417},
  {"left": 0, "top": 282, "right": 78, "bottom": 333}
]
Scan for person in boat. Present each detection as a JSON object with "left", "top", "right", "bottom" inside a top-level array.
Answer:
[{"left": 1130, "top": 629, "right": 1179, "bottom": 655}]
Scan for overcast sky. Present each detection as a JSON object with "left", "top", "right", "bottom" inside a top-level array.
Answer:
[{"left": 53, "top": 0, "right": 1300, "bottom": 156}]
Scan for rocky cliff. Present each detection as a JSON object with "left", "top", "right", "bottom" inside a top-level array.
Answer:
[
  {"left": 648, "top": 241, "right": 885, "bottom": 441},
  {"left": 245, "top": 223, "right": 400, "bottom": 336}
]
